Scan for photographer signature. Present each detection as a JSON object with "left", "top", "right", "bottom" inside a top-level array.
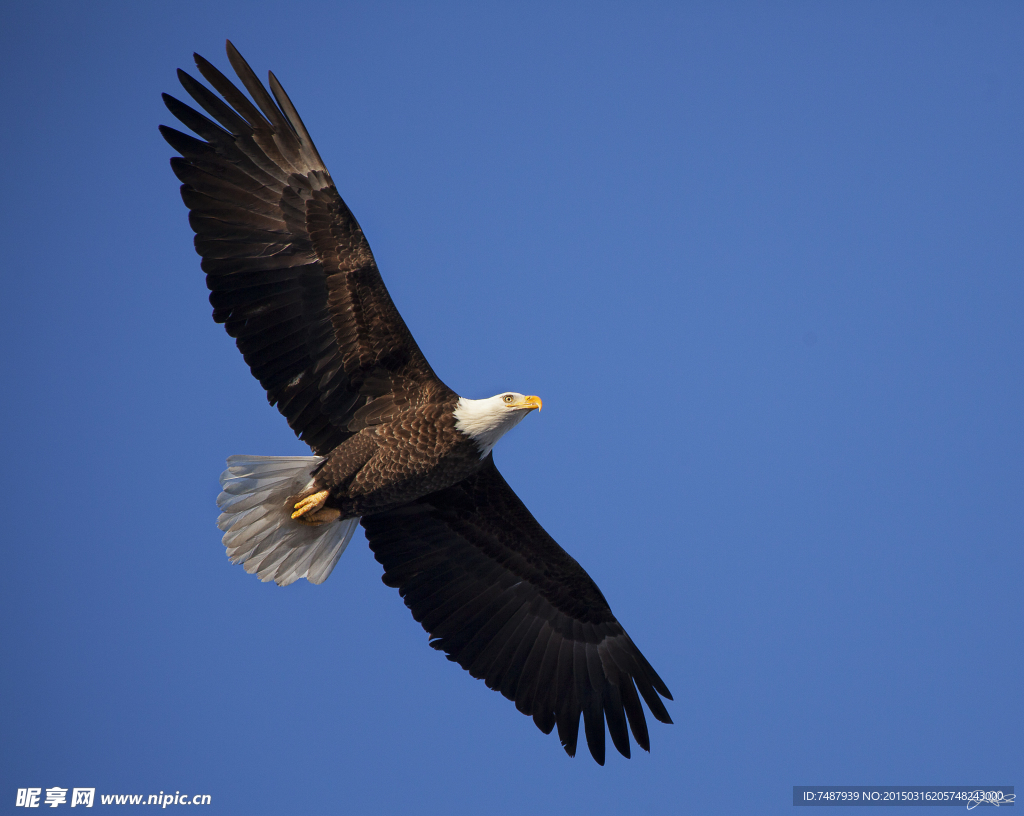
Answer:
[{"left": 966, "top": 789, "right": 1015, "bottom": 810}]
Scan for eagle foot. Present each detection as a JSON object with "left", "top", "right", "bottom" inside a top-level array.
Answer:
[
  {"left": 291, "top": 490, "right": 338, "bottom": 526},
  {"left": 294, "top": 507, "right": 341, "bottom": 526}
]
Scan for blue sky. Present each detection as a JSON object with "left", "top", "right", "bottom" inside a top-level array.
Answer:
[{"left": 1, "top": 2, "right": 1020, "bottom": 814}]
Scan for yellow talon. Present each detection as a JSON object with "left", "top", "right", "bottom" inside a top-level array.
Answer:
[
  {"left": 294, "top": 506, "right": 341, "bottom": 526},
  {"left": 291, "top": 489, "right": 330, "bottom": 520}
]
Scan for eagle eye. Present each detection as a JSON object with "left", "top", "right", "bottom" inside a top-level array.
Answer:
[{"left": 503, "top": 394, "right": 514, "bottom": 404}]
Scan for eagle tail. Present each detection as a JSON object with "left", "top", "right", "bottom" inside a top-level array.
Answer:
[{"left": 215, "top": 455, "right": 358, "bottom": 586}]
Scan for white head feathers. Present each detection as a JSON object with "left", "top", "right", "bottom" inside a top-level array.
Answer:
[{"left": 453, "top": 392, "right": 542, "bottom": 458}]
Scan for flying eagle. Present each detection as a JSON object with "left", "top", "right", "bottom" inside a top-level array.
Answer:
[{"left": 161, "top": 41, "right": 672, "bottom": 764}]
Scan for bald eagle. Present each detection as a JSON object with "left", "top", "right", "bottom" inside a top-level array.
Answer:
[{"left": 161, "top": 41, "right": 672, "bottom": 764}]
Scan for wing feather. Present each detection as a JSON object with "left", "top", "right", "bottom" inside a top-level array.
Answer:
[
  {"left": 361, "top": 457, "right": 672, "bottom": 763},
  {"left": 163, "top": 41, "right": 448, "bottom": 454}
]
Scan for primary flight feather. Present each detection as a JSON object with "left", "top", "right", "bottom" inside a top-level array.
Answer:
[{"left": 161, "top": 40, "right": 672, "bottom": 764}]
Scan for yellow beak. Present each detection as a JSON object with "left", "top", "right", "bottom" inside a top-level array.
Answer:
[{"left": 521, "top": 395, "right": 542, "bottom": 411}]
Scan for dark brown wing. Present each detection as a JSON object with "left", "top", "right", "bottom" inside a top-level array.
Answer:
[
  {"left": 161, "top": 41, "right": 447, "bottom": 454},
  {"left": 360, "top": 457, "right": 673, "bottom": 764}
]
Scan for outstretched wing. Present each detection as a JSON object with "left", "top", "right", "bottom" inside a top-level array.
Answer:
[
  {"left": 360, "top": 457, "right": 673, "bottom": 764},
  {"left": 162, "top": 41, "right": 447, "bottom": 455}
]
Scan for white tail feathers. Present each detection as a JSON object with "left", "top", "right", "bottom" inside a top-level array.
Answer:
[{"left": 216, "top": 455, "right": 358, "bottom": 586}]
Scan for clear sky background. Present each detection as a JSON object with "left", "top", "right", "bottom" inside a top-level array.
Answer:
[{"left": 1, "top": 2, "right": 1020, "bottom": 814}]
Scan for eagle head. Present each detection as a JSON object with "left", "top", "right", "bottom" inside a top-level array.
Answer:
[{"left": 453, "top": 392, "right": 542, "bottom": 458}]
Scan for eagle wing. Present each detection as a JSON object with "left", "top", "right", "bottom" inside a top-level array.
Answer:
[
  {"left": 361, "top": 457, "right": 673, "bottom": 764},
  {"left": 161, "top": 42, "right": 445, "bottom": 455}
]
